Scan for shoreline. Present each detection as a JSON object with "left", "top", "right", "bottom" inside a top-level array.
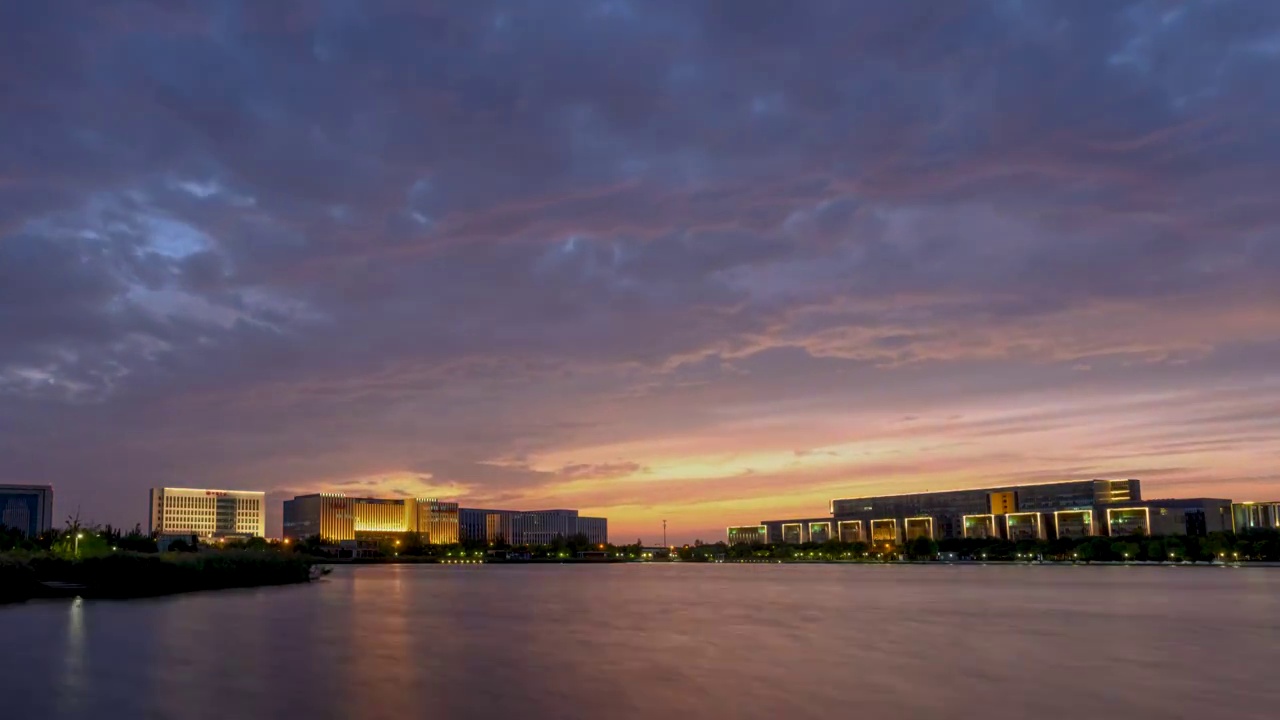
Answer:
[
  {"left": 0, "top": 551, "right": 322, "bottom": 604},
  {"left": 321, "top": 558, "right": 1280, "bottom": 568}
]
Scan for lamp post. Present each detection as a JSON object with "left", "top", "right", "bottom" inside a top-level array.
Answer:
[{"left": 75, "top": 532, "right": 84, "bottom": 557}]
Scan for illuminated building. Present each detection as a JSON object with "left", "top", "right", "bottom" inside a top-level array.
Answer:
[
  {"left": 1141, "top": 498, "right": 1232, "bottom": 536},
  {"left": 727, "top": 525, "right": 767, "bottom": 545},
  {"left": 808, "top": 521, "right": 832, "bottom": 543},
  {"left": 904, "top": 517, "right": 934, "bottom": 541},
  {"left": 1105, "top": 507, "right": 1150, "bottom": 536},
  {"left": 759, "top": 479, "right": 1151, "bottom": 543},
  {"left": 781, "top": 522, "right": 803, "bottom": 543},
  {"left": 282, "top": 494, "right": 459, "bottom": 543},
  {"left": 752, "top": 486, "right": 1240, "bottom": 545},
  {"left": 1005, "top": 512, "right": 1044, "bottom": 541},
  {"left": 149, "top": 487, "right": 265, "bottom": 538},
  {"left": 1053, "top": 510, "right": 1094, "bottom": 539},
  {"left": 457, "top": 507, "right": 608, "bottom": 545},
  {"left": 828, "top": 479, "right": 1140, "bottom": 540},
  {"left": 837, "top": 520, "right": 863, "bottom": 542},
  {"left": 0, "top": 484, "right": 53, "bottom": 538},
  {"left": 1232, "top": 502, "right": 1280, "bottom": 532},
  {"left": 1103, "top": 499, "right": 1233, "bottom": 537},
  {"left": 870, "top": 519, "right": 899, "bottom": 544},
  {"left": 962, "top": 514, "right": 996, "bottom": 539}
]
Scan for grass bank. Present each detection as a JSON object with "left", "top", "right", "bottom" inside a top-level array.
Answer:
[{"left": 0, "top": 551, "right": 320, "bottom": 603}]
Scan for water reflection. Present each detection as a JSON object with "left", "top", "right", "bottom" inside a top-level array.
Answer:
[
  {"left": 2, "top": 565, "right": 1279, "bottom": 720},
  {"left": 55, "top": 598, "right": 86, "bottom": 718}
]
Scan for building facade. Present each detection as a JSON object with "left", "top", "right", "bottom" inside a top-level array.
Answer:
[
  {"left": 1100, "top": 499, "right": 1234, "bottom": 537},
  {"left": 282, "top": 494, "right": 459, "bottom": 543},
  {"left": 752, "top": 479, "right": 1143, "bottom": 544},
  {"left": 0, "top": 484, "right": 54, "bottom": 538},
  {"left": 1232, "top": 502, "right": 1280, "bottom": 533},
  {"left": 459, "top": 508, "right": 519, "bottom": 543},
  {"left": 578, "top": 516, "right": 609, "bottom": 545},
  {"left": 743, "top": 480, "right": 1252, "bottom": 544},
  {"left": 459, "top": 507, "right": 609, "bottom": 545},
  {"left": 149, "top": 487, "right": 265, "bottom": 539},
  {"left": 826, "top": 479, "right": 1140, "bottom": 542},
  {"left": 727, "top": 525, "right": 767, "bottom": 545}
]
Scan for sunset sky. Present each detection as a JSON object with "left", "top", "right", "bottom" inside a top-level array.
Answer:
[{"left": 2, "top": 1, "right": 1278, "bottom": 543}]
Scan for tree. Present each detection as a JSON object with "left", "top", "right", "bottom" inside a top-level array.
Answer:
[
  {"left": 907, "top": 536, "right": 938, "bottom": 560},
  {"left": 1074, "top": 538, "right": 1111, "bottom": 562},
  {"left": 1109, "top": 540, "right": 1139, "bottom": 561}
]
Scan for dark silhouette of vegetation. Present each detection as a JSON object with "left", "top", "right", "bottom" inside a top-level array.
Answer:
[
  {"left": 907, "top": 536, "right": 940, "bottom": 560},
  {"left": 0, "top": 555, "right": 40, "bottom": 603},
  {"left": 704, "top": 529, "right": 1280, "bottom": 563},
  {"left": 1, "top": 551, "right": 319, "bottom": 603}
]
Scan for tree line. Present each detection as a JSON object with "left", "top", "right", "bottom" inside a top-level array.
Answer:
[{"left": 672, "top": 529, "right": 1280, "bottom": 563}]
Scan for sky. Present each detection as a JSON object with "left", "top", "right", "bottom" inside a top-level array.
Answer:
[{"left": 2, "top": 1, "right": 1279, "bottom": 544}]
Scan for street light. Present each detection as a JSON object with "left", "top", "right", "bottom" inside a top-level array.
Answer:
[{"left": 75, "top": 532, "right": 84, "bottom": 556}]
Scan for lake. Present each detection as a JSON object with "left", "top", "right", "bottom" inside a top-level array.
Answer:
[{"left": 2, "top": 564, "right": 1277, "bottom": 719}]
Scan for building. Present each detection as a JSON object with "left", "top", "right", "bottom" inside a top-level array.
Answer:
[
  {"left": 282, "top": 494, "right": 459, "bottom": 543},
  {"left": 726, "top": 525, "right": 767, "bottom": 545},
  {"left": 458, "top": 507, "right": 609, "bottom": 545},
  {"left": 1232, "top": 502, "right": 1280, "bottom": 533},
  {"left": 748, "top": 480, "right": 1253, "bottom": 544},
  {"left": 578, "top": 516, "right": 609, "bottom": 545},
  {"left": 511, "top": 509, "right": 579, "bottom": 545},
  {"left": 827, "top": 478, "right": 1140, "bottom": 541},
  {"left": 759, "top": 517, "right": 843, "bottom": 544},
  {"left": 759, "top": 479, "right": 1146, "bottom": 544},
  {"left": 0, "top": 484, "right": 54, "bottom": 538},
  {"left": 459, "top": 508, "right": 519, "bottom": 544},
  {"left": 1101, "top": 499, "right": 1234, "bottom": 537},
  {"left": 149, "top": 487, "right": 265, "bottom": 539}
]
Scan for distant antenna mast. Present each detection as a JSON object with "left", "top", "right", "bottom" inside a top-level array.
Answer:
[{"left": 663, "top": 519, "right": 667, "bottom": 547}]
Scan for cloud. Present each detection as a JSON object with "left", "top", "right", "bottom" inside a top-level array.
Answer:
[{"left": 1, "top": 0, "right": 1278, "bottom": 539}]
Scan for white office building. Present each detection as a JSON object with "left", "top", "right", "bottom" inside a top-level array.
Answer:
[{"left": 149, "top": 487, "right": 265, "bottom": 538}]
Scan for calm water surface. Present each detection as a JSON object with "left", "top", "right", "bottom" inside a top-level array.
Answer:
[{"left": 2, "top": 564, "right": 1278, "bottom": 720}]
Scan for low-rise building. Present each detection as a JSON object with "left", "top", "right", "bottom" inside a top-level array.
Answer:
[
  {"left": 1105, "top": 498, "right": 1233, "bottom": 537},
  {"left": 758, "top": 480, "right": 1140, "bottom": 544},
  {"left": 1232, "top": 502, "right": 1280, "bottom": 533},
  {"left": 748, "top": 480, "right": 1247, "bottom": 544},
  {"left": 726, "top": 525, "right": 767, "bottom": 545}
]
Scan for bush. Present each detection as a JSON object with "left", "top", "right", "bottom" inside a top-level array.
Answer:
[
  {"left": 0, "top": 556, "right": 39, "bottom": 603},
  {"left": 0, "top": 550, "right": 317, "bottom": 601}
]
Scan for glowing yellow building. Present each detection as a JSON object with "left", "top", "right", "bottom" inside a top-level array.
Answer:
[{"left": 282, "top": 493, "right": 459, "bottom": 543}]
